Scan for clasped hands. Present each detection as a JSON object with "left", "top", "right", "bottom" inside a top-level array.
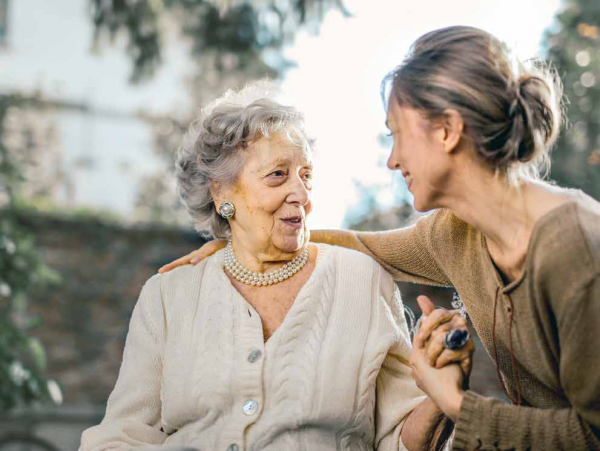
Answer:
[{"left": 409, "top": 295, "right": 475, "bottom": 422}]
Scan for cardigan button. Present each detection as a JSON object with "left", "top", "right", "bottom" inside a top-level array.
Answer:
[
  {"left": 227, "top": 445, "right": 239, "bottom": 451},
  {"left": 247, "top": 349, "right": 262, "bottom": 363},
  {"left": 243, "top": 399, "right": 258, "bottom": 415}
]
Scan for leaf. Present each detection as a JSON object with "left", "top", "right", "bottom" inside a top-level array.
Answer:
[{"left": 28, "top": 337, "right": 47, "bottom": 371}]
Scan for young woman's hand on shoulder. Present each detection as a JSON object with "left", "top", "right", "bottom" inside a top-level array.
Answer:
[{"left": 159, "top": 240, "right": 227, "bottom": 273}]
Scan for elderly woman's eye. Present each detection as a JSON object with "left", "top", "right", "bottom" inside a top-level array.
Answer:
[{"left": 270, "top": 170, "right": 286, "bottom": 177}]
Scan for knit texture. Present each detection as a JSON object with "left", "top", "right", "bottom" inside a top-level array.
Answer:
[
  {"left": 80, "top": 244, "right": 425, "bottom": 451},
  {"left": 351, "top": 191, "right": 600, "bottom": 450}
]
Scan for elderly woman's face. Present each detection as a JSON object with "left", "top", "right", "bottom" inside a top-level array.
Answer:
[{"left": 220, "top": 134, "right": 313, "bottom": 255}]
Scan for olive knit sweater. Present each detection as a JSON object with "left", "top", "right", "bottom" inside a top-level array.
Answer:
[{"left": 326, "top": 191, "right": 600, "bottom": 450}]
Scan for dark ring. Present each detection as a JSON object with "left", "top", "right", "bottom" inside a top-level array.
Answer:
[{"left": 443, "top": 329, "right": 470, "bottom": 350}]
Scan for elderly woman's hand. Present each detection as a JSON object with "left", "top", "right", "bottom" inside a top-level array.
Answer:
[
  {"left": 158, "top": 240, "right": 227, "bottom": 274},
  {"left": 414, "top": 295, "right": 475, "bottom": 378},
  {"left": 410, "top": 343, "right": 465, "bottom": 422}
]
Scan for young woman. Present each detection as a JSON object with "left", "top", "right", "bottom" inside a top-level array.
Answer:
[{"left": 162, "top": 26, "right": 600, "bottom": 450}]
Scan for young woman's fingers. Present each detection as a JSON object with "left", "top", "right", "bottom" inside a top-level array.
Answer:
[
  {"left": 191, "top": 240, "right": 227, "bottom": 263},
  {"left": 189, "top": 248, "right": 209, "bottom": 264},
  {"left": 421, "top": 320, "right": 474, "bottom": 368},
  {"left": 158, "top": 253, "right": 196, "bottom": 274},
  {"left": 434, "top": 349, "right": 463, "bottom": 368},
  {"left": 424, "top": 314, "right": 470, "bottom": 346},
  {"left": 422, "top": 320, "right": 457, "bottom": 354},
  {"left": 434, "top": 340, "right": 475, "bottom": 376},
  {"left": 158, "top": 240, "right": 227, "bottom": 274},
  {"left": 425, "top": 331, "right": 447, "bottom": 365},
  {"left": 415, "top": 309, "right": 458, "bottom": 348}
]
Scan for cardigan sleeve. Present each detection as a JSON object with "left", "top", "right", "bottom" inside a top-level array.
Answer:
[
  {"left": 353, "top": 209, "right": 453, "bottom": 287},
  {"left": 80, "top": 274, "right": 168, "bottom": 451},
  {"left": 374, "top": 270, "right": 427, "bottom": 451},
  {"left": 453, "top": 275, "right": 600, "bottom": 451}
]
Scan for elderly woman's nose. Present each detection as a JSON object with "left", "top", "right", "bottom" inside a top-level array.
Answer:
[{"left": 286, "top": 174, "right": 310, "bottom": 205}]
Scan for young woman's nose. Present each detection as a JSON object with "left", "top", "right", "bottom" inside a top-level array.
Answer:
[{"left": 387, "top": 149, "right": 402, "bottom": 171}]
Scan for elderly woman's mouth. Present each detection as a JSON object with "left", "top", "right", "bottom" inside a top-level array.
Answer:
[{"left": 281, "top": 216, "right": 304, "bottom": 228}]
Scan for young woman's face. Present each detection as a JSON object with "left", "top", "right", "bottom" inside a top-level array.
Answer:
[{"left": 386, "top": 101, "right": 453, "bottom": 212}]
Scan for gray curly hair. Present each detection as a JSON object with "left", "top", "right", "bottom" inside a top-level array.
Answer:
[{"left": 176, "top": 83, "right": 314, "bottom": 239}]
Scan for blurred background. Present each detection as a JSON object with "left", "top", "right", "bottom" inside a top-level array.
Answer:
[{"left": 0, "top": 0, "right": 598, "bottom": 449}]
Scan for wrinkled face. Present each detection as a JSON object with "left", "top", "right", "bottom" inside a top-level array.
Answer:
[
  {"left": 218, "top": 134, "right": 313, "bottom": 255},
  {"left": 386, "top": 101, "right": 452, "bottom": 212}
]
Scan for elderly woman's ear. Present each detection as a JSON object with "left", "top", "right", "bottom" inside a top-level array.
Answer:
[
  {"left": 211, "top": 183, "right": 235, "bottom": 220},
  {"left": 209, "top": 182, "right": 223, "bottom": 207}
]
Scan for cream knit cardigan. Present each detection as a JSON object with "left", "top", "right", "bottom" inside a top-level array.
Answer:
[{"left": 80, "top": 244, "right": 425, "bottom": 451}]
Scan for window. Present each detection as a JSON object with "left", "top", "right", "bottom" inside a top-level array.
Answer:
[{"left": 0, "top": 0, "right": 9, "bottom": 46}]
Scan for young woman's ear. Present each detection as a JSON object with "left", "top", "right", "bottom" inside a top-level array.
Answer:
[{"left": 441, "top": 109, "right": 464, "bottom": 154}]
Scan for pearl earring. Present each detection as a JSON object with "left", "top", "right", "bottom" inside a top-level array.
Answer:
[{"left": 218, "top": 201, "right": 235, "bottom": 219}]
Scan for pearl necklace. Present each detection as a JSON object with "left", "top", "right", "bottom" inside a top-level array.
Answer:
[{"left": 224, "top": 241, "right": 309, "bottom": 286}]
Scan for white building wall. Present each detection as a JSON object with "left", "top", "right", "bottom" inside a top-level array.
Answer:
[{"left": 0, "top": 0, "right": 193, "bottom": 218}]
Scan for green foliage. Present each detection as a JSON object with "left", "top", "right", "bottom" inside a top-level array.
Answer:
[
  {"left": 545, "top": 0, "right": 600, "bottom": 199},
  {"left": 0, "top": 314, "right": 52, "bottom": 410},
  {"left": 90, "top": 0, "right": 349, "bottom": 83},
  {"left": 0, "top": 94, "right": 62, "bottom": 411}
]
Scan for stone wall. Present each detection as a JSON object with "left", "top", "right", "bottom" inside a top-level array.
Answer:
[{"left": 16, "top": 210, "right": 206, "bottom": 406}]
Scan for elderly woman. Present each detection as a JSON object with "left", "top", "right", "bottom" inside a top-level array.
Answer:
[{"left": 80, "top": 85, "right": 458, "bottom": 451}]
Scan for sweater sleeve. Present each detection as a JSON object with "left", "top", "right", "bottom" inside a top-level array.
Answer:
[
  {"left": 375, "top": 270, "right": 427, "bottom": 451},
  {"left": 353, "top": 210, "right": 453, "bottom": 287},
  {"left": 453, "top": 275, "right": 600, "bottom": 451},
  {"left": 80, "top": 275, "right": 168, "bottom": 451}
]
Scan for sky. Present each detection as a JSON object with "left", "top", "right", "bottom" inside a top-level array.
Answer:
[{"left": 280, "top": 0, "right": 562, "bottom": 228}]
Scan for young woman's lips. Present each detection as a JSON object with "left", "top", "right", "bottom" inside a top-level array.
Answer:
[{"left": 281, "top": 217, "right": 303, "bottom": 229}]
